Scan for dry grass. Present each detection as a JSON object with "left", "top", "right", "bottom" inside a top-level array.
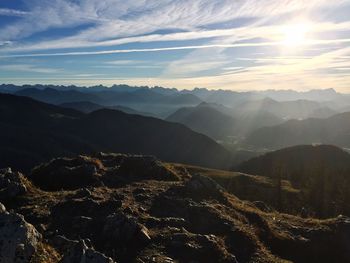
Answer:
[{"left": 30, "top": 243, "right": 61, "bottom": 263}]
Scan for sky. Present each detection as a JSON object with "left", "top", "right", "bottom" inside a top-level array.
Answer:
[{"left": 0, "top": 0, "right": 350, "bottom": 91}]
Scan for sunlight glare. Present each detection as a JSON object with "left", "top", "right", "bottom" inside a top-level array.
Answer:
[{"left": 281, "top": 22, "right": 312, "bottom": 47}]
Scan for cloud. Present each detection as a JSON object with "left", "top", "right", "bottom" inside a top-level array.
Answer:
[
  {"left": 0, "top": 0, "right": 348, "bottom": 49},
  {"left": 0, "top": 41, "right": 282, "bottom": 58},
  {"left": 0, "top": 8, "right": 28, "bottom": 17},
  {"left": 0, "top": 64, "right": 60, "bottom": 73},
  {"left": 1, "top": 0, "right": 350, "bottom": 92},
  {"left": 2, "top": 37, "right": 350, "bottom": 58}
]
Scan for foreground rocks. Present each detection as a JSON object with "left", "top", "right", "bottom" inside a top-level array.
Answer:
[
  {"left": 0, "top": 167, "right": 27, "bottom": 199},
  {"left": 58, "top": 238, "right": 115, "bottom": 263},
  {"left": 0, "top": 153, "right": 350, "bottom": 262},
  {"left": 0, "top": 202, "right": 41, "bottom": 263}
]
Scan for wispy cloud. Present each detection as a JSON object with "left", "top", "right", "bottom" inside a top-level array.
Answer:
[
  {"left": 1, "top": 0, "right": 350, "bottom": 91},
  {"left": 0, "top": 8, "right": 28, "bottom": 17},
  {"left": 0, "top": 0, "right": 348, "bottom": 51},
  {"left": 2, "top": 38, "right": 350, "bottom": 58},
  {"left": 0, "top": 41, "right": 281, "bottom": 58},
  {"left": 0, "top": 64, "right": 60, "bottom": 73}
]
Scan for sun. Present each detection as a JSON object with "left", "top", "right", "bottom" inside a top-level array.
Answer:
[{"left": 281, "top": 23, "right": 311, "bottom": 47}]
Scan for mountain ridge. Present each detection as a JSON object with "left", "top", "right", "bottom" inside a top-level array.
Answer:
[{"left": 0, "top": 93, "right": 232, "bottom": 171}]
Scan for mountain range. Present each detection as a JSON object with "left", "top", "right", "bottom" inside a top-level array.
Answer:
[
  {"left": 245, "top": 111, "right": 350, "bottom": 149},
  {"left": 59, "top": 101, "right": 154, "bottom": 116},
  {"left": 166, "top": 102, "right": 284, "bottom": 141},
  {"left": 12, "top": 86, "right": 202, "bottom": 118},
  {"left": 0, "top": 93, "right": 232, "bottom": 171}
]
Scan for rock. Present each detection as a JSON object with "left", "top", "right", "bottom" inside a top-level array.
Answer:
[
  {"left": 0, "top": 205, "right": 41, "bottom": 263},
  {"left": 107, "top": 155, "right": 179, "bottom": 184},
  {"left": 186, "top": 174, "right": 224, "bottom": 191},
  {"left": 30, "top": 156, "right": 103, "bottom": 191},
  {"left": 72, "top": 216, "right": 94, "bottom": 230},
  {"left": 103, "top": 212, "right": 151, "bottom": 245},
  {"left": 167, "top": 232, "right": 238, "bottom": 263},
  {"left": 185, "top": 174, "right": 224, "bottom": 199},
  {"left": 332, "top": 216, "right": 350, "bottom": 260},
  {"left": 252, "top": 201, "right": 273, "bottom": 213},
  {"left": 51, "top": 198, "right": 122, "bottom": 239},
  {"left": 0, "top": 202, "right": 6, "bottom": 212},
  {"left": 0, "top": 167, "right": 27, "bottom": 199},
  {"left": 52, "top": 235, "right": 80, "bottom": 252},
  {"left": 59, "top": 239, "right": 115, "bottom": 263},
  {"left": 94, "top": 152, "right": 126, "bottom": 168},
  {"left": 74, "top": 187, "right": 93, "bottom": 198}
]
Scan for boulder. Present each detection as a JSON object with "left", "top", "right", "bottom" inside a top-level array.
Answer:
[
  {"left": 0, "top": 203, "right": 41, "bottom": 263},
  {"left": 50, "top": 197, "right": 122, "bottom": 239},
  {"left": 59, "top": 239, "right": 115, "bottom": 263},
  {"left": 185, "top": 174, "right": 225, "bottom": 200},
  {"left": 186, "top": 174, "right": 224, "bottom": 192},
  {"left": 103, "top": 212, "right": 151, "bottom": 245},
  {"left": 0, "top": 167, "right": 27, "bottom": 199}
]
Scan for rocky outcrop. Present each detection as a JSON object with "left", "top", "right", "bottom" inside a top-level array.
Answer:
[
  {"left": 0, "top": 202, "right": 41, "bottom": 263},
  {"left": 2, "top": 154, "right": 350, "bottom": 263},
  {"left": 0, "top": 167, "right": 27, "bottom": 199},
  {"left": 29, "top": 154, "right": 179, "bottom": 191},
  {"left": 101, "top": 154, "right": 180, "bottom": 187},
  {"left": 58, "top": 238, "right": 115, "bottom": 263},
  {"left": 114, "top": 155, "right": 179, "bottom": 181},
  {"left": 185, "top": 173, "right": 225, "bottom": 200},
  {"left": 103, "top": 212, "right": 151, "bottom": 246},
  {"left": 30, "top": 156, "right": 103, "bottom": 190}
]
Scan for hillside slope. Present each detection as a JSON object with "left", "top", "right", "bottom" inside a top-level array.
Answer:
[
  {"left": 236, "top": 145, "right": 350, "bottom": 217},
  {"left": 175, "top": 164, "right": 302, "bottom": 215},
  {"left": 245, "top": 111, "right": 350, "bottom": 149}
]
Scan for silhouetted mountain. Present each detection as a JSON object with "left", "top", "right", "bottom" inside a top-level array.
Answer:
[
  {"left": 60, "top": 101, "right": 105, "bottom": 113},
  {"left": 259, "top": 88, "right": 341, "bottom": 101},
  {"left": 6, "top": 84, "right": 350, "bottom": 115},
  {"left": 0, "top": 93, "right": 232, "bottom": 171},
  {"left": 0, "top": 92, "right": 82, "bottom": 125},
  {"left": 245, "top": 111, "right": 350, "bottom": 149},
  {"left": 166, "top": 103, "right": 283, "bottom": 140},
  {"left": 0, "top": 84, "right": 25, "bottom": 93},
  {"left": 14, "top": 87, "right": 202, "bottom": 118},
  {"left": 308, "top": 107, "right": 338, "bottom": 119},
  {"left": 15, "top": 88, "right": 98, "bottom": 105},
  {"left": 235, "top": 98, "right": 334, "bottom": 120},
  {"left": 182, "top": 88, "right": 263, "bottom": 106},
  {"left": 236, "top": 145, "right": 350, "bottom": 217},
  {"left": 59, "top": 101, "right": 153, "bottom": 116},
  {"left": 233, "top": 111, "right": 283, "bottom": 136},
  {"left": 166, "top": 103, "right": 236, "bottom": 140}
]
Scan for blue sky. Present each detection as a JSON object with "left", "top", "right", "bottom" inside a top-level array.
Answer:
[{"left": 0, "top": 0, "right": 350, "bottom": 91}]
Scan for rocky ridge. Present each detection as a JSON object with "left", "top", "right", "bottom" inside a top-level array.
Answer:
[{"left": 0, "top": 154, "right": 350, "bottom": 263}]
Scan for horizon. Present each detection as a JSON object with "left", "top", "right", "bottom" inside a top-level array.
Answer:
[
  {"left": 1, "top": 82, "right": 349, "bottom": 95},
  {"left": 1, "top": 0, "right": 350, "bottom": 91}
]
